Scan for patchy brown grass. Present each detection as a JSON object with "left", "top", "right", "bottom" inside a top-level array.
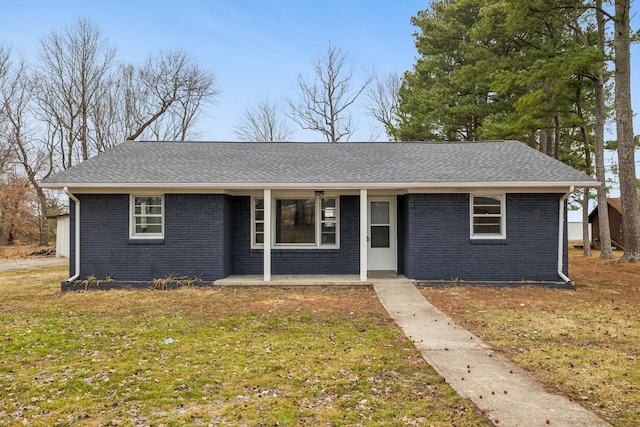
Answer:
[
  {"left": 0, "top": 266, "right": 487, "bottom": 426},
  {"left": 421, "top": 249, "right": 640, "bottom": 427}
]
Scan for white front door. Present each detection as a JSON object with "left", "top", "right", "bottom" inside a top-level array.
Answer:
[{"left": 367, "top": 196, "right": 396, "bottom": 271}]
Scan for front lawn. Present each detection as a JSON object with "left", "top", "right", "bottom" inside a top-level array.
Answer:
[
  {"left": 0, "top": 265, "right": 486, "bottom": 426},
  {"left": 421, "top": 250, "right": 640, "bottom": 427}
]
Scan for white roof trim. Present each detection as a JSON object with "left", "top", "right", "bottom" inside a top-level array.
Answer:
[{"left": 41, "top": 180, "right": 599, "bottom": 190}]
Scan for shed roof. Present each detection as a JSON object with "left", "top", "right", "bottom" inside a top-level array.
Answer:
[
  {"left": 587, "top": 198, "right": 640, "bottom": 221},
  {"left": 41, "top": 140, "right": 597, "bottom": 190}
]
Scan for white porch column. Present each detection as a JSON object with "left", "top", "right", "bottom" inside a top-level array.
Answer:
[
  {"left": 263, "top": 189, "right": 272, "bottom": 282},
  {"left": 360, "top": 189, "right": 368, "bottom": 281}
]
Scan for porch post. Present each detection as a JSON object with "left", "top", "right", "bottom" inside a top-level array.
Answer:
[
  {"left": 263, "top": 189, "right": 271, "bottom": 282},
  {"left": 360, "top": 189, "right": 368, "bottom": 281}
]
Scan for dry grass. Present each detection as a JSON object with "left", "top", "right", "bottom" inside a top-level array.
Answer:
[
  {"left": 0, "top": 245, "right": 52, "bottom": 259},
  {"left": 0, "top": 265, "right": 486, "bottom": 426},
  {"left": 421, "top": 249, "right": 640, "bottom": 427},
  {"left": 5, "top": 246, "right": 637, "bottom": 425}
]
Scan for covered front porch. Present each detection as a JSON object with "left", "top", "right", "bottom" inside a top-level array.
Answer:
[{"left": 259, "top": 189, "right": 395, "bottom": 282}]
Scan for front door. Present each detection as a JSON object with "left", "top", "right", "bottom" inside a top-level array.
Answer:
[{"left": 367, "top": 197, "right": 396, "bottom": 271}]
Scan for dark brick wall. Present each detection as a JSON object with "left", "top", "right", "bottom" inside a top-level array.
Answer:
[
  {"left": 404, "top": 193, "right": 566, "bottom": 281},
  {"left": 69, "top": 192, "right": 567, "bottom": 283},
  {"left": 230, "top": 196, "right": 263, "bottom": 275},
  {"left": 72, "top": 194, "right": 231, "bottom": 281},
  {"left": 231, "top": 195, "right": 360, "bottom": 275}
]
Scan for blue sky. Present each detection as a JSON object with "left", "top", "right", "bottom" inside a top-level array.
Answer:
[
  {"left": 1, "top": 0, "right": 638, "bottom": 145},
  {"left": 1, "top": 0, "right": 426, "bottom": 142}
]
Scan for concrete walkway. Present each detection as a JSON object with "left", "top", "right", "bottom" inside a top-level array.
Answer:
[{"left": 373, "top": 280, "right": 610, "bottom": 427}]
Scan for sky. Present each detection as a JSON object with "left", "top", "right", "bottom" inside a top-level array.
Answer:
[
  {"left": 1, "top": 0, "right": 639, "bottom": 219},
  {"left": 1, "top": 0, "right": 638, "bottom": 143},
  {"left": 0, "top": 0, "right": 427, "bottom": 142}
]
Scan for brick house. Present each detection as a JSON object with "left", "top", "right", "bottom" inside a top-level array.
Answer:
[{"left": 41, "top": 140, "right": 596, "bottom": 287}]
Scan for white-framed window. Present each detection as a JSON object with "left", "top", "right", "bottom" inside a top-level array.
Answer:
[
  {"left": 320, "top": 198, "right": 337, "bottom": 245},
  {"left": 253, "top": 198, "right": 265, "bottom": 245},
  {"left": 470, "top": 194, "right": 505, "bottom": 239},
  {"left": 252, "top": 196, "right": 339, "bottom": 248},
  {"left": 131, "top": 195, "right": 164, "bottom": 238}
]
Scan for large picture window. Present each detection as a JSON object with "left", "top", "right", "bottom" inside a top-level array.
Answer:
[
  {"left": 276, "top": 199, "right": 316, "bottom": 244},
  {"left": 252, "top": 196, "right": 339, "bottom": 248},
  {"left": 131, "top": 195, "right": 164, "bottom": 238},
  {"left": 470, "top": 195, "right": 505, "bottom": 238}
]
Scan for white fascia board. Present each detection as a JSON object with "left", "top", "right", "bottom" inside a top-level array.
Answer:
[{"left": 41, "top": 180, "right": 599, "bottom": 192}]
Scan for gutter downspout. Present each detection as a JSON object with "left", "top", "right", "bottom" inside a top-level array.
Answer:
[
  {"left": 64, "top": 187, "right": 80, "bottom": 283},
  {"left": 558, "top": 187, "right": 573, "bottom": 283}
]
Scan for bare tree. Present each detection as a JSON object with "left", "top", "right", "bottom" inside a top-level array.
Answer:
[
  {"left": 0, "top": 46, "right": 15, "bottom": 175},
  {"left": 90, "top": 72, "right": 125, "bottom": 152},
  {"left": 0, "top": 141, "right": 12, "bottom": 175},
  {"left": 365, "top": 72, "right": 401, "bottom": 140},
  {"left": 235, "top": 99, "right": 293, "bottom": 142},
  {"left": 35, "top": 18, "right": 116, "bottom": 168},
  {"left": 124, "top": 50, "right": 219, "bottom": 141},
  {"left": 613, "top": 0, "right": 640, "bottom": 261},
  {"left": 287, "top": 42, "right": 373, "bottom": 142},
  {"left": 0, "top": 176, "right": 41, "bottom": 245},
  {"left": 0, "top": 54, "right": 53, "bottom": 245}
]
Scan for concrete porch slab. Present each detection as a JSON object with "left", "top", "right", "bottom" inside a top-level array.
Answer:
[{"left": 214, "top": 274, "right": 371, "bottom": 287}]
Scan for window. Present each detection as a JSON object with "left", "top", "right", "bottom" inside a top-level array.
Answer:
[
  {"left": 252, "top": 196, "right": 339, "bottom": 248},
  {"left": 254, "top": 198, "right": 264, "bottom": 244},
  {"left": 320, "top": 198, "right": 337, "bottom": 244},
  {"left": 470, "top": 195, "right": 505, "bottom": 238},
  {"left": 276, "top": 199, "right": 316, "bottom": 244},
  {"left": 131, "top": 195, "right": 163, "bottom": 238}
]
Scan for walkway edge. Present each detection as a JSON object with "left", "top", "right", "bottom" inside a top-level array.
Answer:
[{"left": 373, "top": 280, "right": 610, "bottom": 427}]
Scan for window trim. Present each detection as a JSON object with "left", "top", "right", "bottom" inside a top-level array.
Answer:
[
  {"left": 251, "top": 195, "right": 340, "bottom": 249},
  {"left": 251, "top": 197, "right": 265, "bottom": 246},
  {"left": 470, "top": 194, "right": 506, "bottom": 239},
  {"left": 130, "top": 195, "right": 165, "bottom": 239}
]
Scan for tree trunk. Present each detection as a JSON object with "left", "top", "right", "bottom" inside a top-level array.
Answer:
[
  {"left": 595, "top": 0, "right": 614, "bottom": 258},
  {"left": 582, "top": 188, "right": 592, "bottom": 256},
  {"left": 614, "top": 0, "right": 640, "bottom": 261},
  {"left": 553, "top": 115, "right": 561, "bottom": 160},
  {"left": 540, "top": 127, "right": 551, "bottom": 155},
  {"left": 34, "top": 186, "right": 50, "bottom": 246},
  {"left": 579, "top": 124, "right": 592, "bottom": 256},
  {"left": 527, "top": 131, "right": 537, "bottom": 149}
]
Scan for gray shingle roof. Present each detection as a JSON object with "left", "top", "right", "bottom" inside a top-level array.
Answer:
[{"left": 41, "top": 140, "right": 596, "bottom": 189}]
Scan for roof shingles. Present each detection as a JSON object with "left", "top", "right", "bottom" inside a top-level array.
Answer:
[{"left": 42, "top": 140, "right": 596, "bottom": 188}]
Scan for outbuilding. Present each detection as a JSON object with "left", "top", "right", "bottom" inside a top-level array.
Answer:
[
  {"left": 588, "top": 198, "right": 631, "bottom": 250},
  {"left": 41, "top": 140, "right": 596, "bottom": 288}
]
